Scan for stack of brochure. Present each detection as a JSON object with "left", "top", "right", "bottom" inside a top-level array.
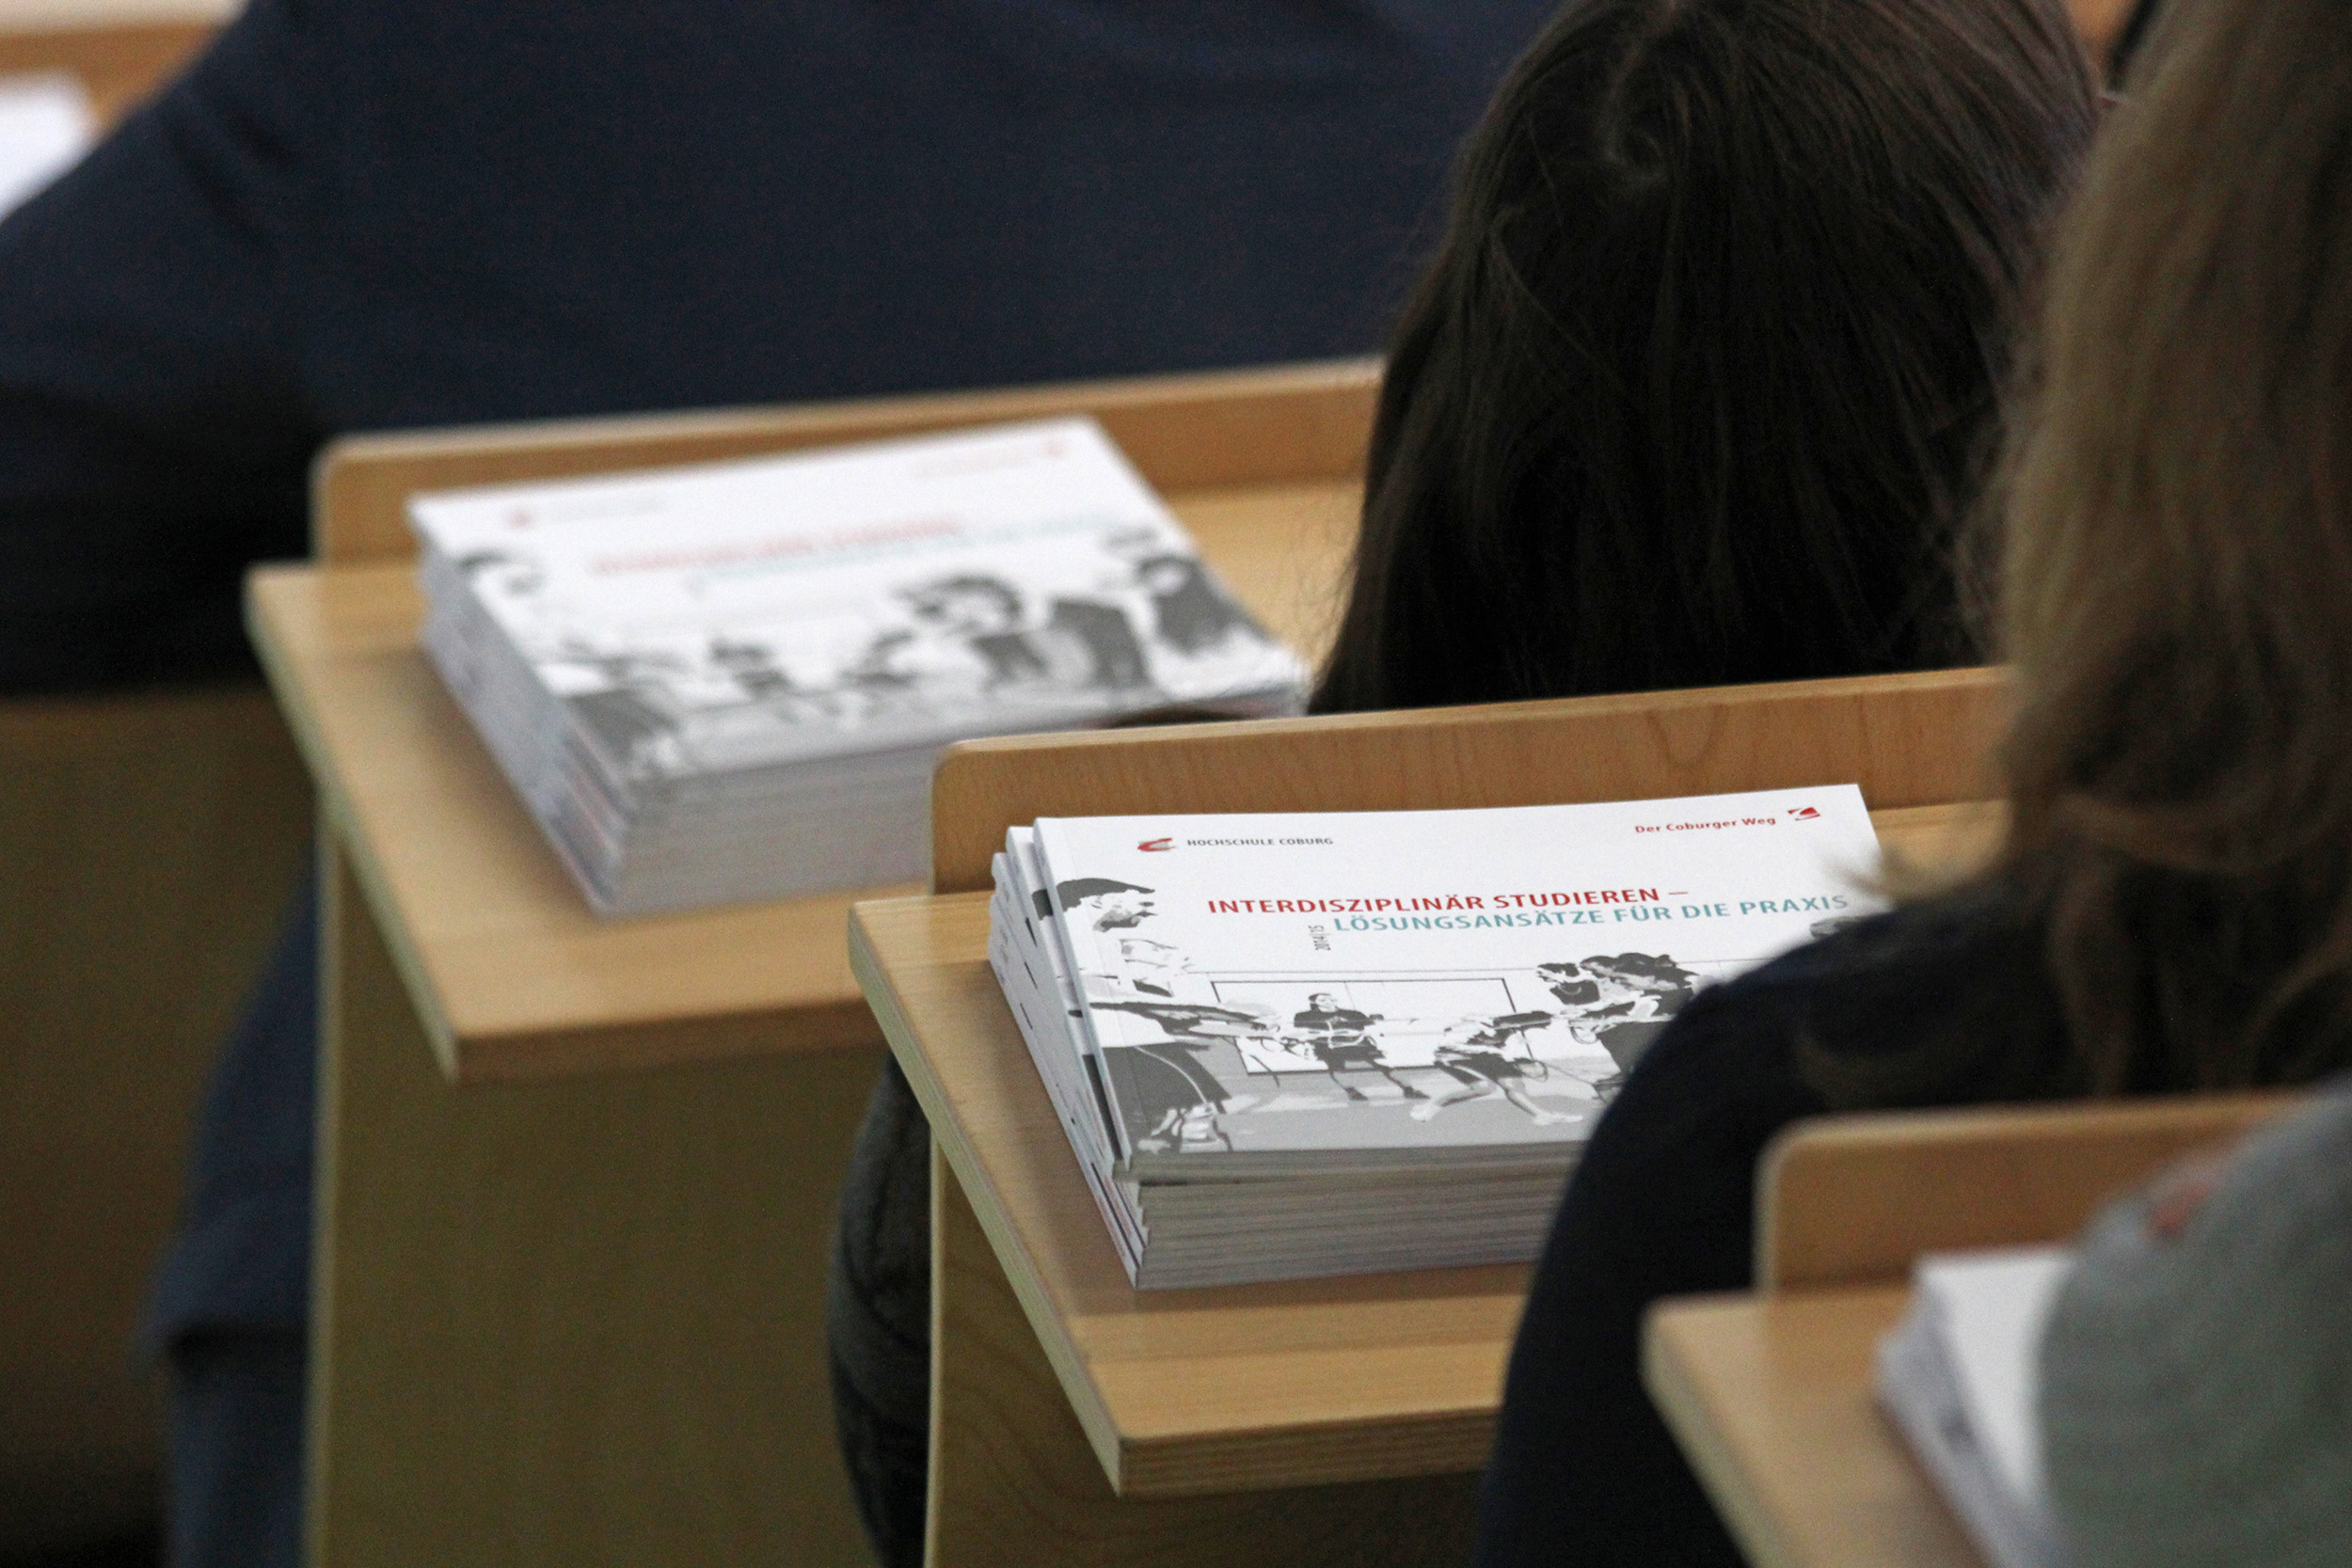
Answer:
[
  {"left": 412, "top": 419, "right": 1306, "bottom": 915},
  {"left": 0, "top": 73, "right": 94, "bottom": 219},
  {"left": 989, "top": 786, "right": 1886, "bottom": 1288},
  {"left": 1879, "top": 1246, "right": 2075, "bottom": 1568}
]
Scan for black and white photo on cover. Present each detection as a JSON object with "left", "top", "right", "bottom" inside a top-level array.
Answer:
[{"left": 1063, "top": 865, "right": 1710, "bottom": 1155}]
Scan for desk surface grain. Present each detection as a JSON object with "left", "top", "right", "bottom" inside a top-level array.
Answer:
[
  {"left": 1645, "top": 1288, "right": 1986, "bottom": 1568},
  {"left": 246, "top": 476, "right": 1358, "bottom": 1083}
]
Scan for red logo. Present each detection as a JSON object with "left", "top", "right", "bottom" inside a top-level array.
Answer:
[
  {"left": 1787, "top": 806, "right": 1821, "bottom": 821},
  {"left": 1137, "top": 837, "right": 1174, "bottom": 852}
]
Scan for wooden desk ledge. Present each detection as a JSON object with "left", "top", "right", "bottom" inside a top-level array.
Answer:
[
  {"left": 1644, "top": 1288, "right": 1983, "bottom": 1568},
  {"left": 852, "top": 891, "right": 1523, "bottom": 1499},
  {"left": 246, "top": 562, "right": 908, "bottom": 1082}
]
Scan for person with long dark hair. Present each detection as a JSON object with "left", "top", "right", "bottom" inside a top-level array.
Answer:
[
  {"left": 1312, "top": 0, "right": 2095, "bottom": 716},
  {"left": 834, "top": 0, "right": 2099, "bottom": 1557},
  {"left": 1478, "top": 0, "right": 2352, "bottom": 1560}
]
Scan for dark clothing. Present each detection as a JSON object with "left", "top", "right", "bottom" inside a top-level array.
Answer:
[
  {"left": 827, "top": 1059, "right": 937, "bottom": 1568},
  {"left": 971, "top": 629, "right": 1052, "bottom": 687},
  {"left": 1298, "top": 1006, "right": 1386, "bottom": 1077},
  {"left": 145, "top": 872, "right": 318, "bottom": 1347},
  {"left": 1295, "top": 1004, "right": 1379, "bottom": 1040},
  {"left": 1434, "top": 1046, "right": 1524, "bottom": 1084},
  {"left": 0, "top": 0, "right": 1553, "bottom": 697},
  {"left": 167, "top": 1330, "right": 307, "bottom": 1568},
  {"left": 142, "top": 873, "right": 318, "bottom": 1568},
  {"left": 1045, "top": 598, "right": 1153, "bottom": 689},
  {"left": 1148, "top": 565, "right": 1254, "bottom": 652},
  {"left": 2109, "top": 0, "right": 2166, "bottom": 83},
  {"left": 1473, "top": 895, "right": 2066, "bottom": 1567}
]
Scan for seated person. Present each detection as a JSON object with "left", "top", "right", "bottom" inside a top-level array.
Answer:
[
  {"left": 2040, "top": 1085, "right": 2352, "bottom": 1568},
  {"left": 1309, "top": 0, "right": 2095, "bottom": 710},
  {"left": 834, "top": 0, "right": 2098, "bottom": 1554},
  {"left": 0, "top": 3, "right": 1561, "bottom": 1563},
  {"left": 1477, "top": 0, "right": 2352, "bottom": 1560}
]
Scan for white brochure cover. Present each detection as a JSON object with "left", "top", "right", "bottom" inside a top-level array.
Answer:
[
  {"left": 409, "top": 417, "right": 1304, "bottom": 779},
  {"left": 1035, "top": 786, "right": 1884, "bottom": 1165}
]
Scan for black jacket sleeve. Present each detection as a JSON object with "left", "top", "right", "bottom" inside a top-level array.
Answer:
[{"left": 0, "top": 0, "right": 325, "bottom": 692}]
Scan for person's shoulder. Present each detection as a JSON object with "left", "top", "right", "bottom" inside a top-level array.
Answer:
[
  {"left": 1703, "top": 886, "right": 2034, "bottom": 1008},
  {"left": 2050, "top": 1083, "right": 2352, "bottom": 1323},
  {"left": 2106, "top": 1081, "right": 2352, "bottom": 1266},
  {"left": 2040, "top": 1081, "right": 2352, "bottom": 1568},
  {"left": 1659, "top": 885, "right": 2061, "bottom": 1103}
]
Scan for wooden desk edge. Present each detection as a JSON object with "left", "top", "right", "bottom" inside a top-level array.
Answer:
[
  {"left": 850, "top": 903, "right": 1501, "bottom": 1498},
  {"left": 846, "top": 904, "right": 1130, "bottom": 1487},
  {"left": 432, "top": 995, "right": 885, "bottom": 1085},
  {"left": 313, "top": 357, "right": 1380, "bottom": 564},
  {"left": 249, "top": 564, "right": 888, "bottom": 1085},
  {"left": 248, "top": 565, "right": 469, "bottom": 1078},
  {"left": 1644, "top": 1288, "right": 1991, "bottom": 1568},
  {"left": 1643, "top": 1293, "right": 1820, "bottom": 1568}
]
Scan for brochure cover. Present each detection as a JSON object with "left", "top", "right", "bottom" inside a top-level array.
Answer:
[
  {"left": 1032, "top": 786, "right": 1884, "bottom": 1169},
  {"left": 409, "top": 418, "right": 1304, "bottom": 787},
  {"left": 1879, "top": 1247, "right": 2074, "bottom": 1568}
]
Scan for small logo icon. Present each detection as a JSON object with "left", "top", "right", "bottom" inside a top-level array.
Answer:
[
  {"left": 1137, "top": 837, "right": 1174, "bottom": 852},
  {"left": 1787, "top": 806, "right": 1822, "bottom": 821}
]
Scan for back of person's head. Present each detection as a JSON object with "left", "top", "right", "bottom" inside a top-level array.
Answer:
[
  {"left": 1311, "top": 0, "right": 2096, "bottom": 714},
  {"left": 1989, "top": 0, "right": 2352, "bottom": 1094}
]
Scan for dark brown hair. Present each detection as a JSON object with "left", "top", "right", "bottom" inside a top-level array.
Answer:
[
  {"left": 1974, "top": 0, "right": 2352, "bottom": 1094},
  {"left": 1311, "top": 0, "right": 2096, "bottom": 714}
]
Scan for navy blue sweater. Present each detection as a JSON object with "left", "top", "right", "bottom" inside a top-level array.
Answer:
[{"left": 0, "top": 0, "right": 1553, "bottom": 695}]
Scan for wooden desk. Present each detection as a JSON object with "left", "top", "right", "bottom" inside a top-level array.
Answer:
[
  {"left": 248, "top": 362, "right": 1372, "bottom": 1568},
  {"left": 247, "top": 480, "right": 1353, "bottom": 1084},
  {"left": 1645, "top": 1094, "right": 2295, "bottom": 1568},
  {"left": 1645, "top": 1287, "right": 1982, "bottom": 1568},
  {"left": 851, "top": 797, "right": 1994, "bottom": 1568},
  {"left": 0, "top": 3, "right": 224, "bottom": 124}
]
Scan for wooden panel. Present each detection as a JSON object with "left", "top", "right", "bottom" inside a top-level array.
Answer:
[
  {"left": 0, "top": 684, "right": 309, "bottom": 1554},
  {"left": 245, "top": 472, "right": 1355, "bottom": 1082},
  {"left": 1757, "top": 1092, "right": 2296, "bottom": 1291},
  {"left": 850, "top": 803, "right": 1976, "bottom": 1504},
  {"left": 932, "top": 668, "right": 2009, "bottom": 894},
  {"left": 1644, "top": 1289, "right": 1981, "bottom": 1568},
  {"left": 927, "top": 1149, "right": 1480, "bottom": 1568},
  {"left": 313, "top": 358, "right": 1378, "bottom": 564},
  {"left": 0, "top": 16, "right": 214, "bottom": 123},
  {"left": 307, "top": 847, "right": 880, "bottom": 1568}
]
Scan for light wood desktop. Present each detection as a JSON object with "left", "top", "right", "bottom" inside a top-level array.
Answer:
[
  {"left": 245, "top": 360, "right": 1373, "bottom": 1568},
  {"left": 0, "top": 2, "right": 221, "bottom": 123},
  {"left": 850, "top": 667, "right": 2008, "bottom": 1568},
  {"left": 1644, "top": 1093, "right": 2296, "bottom": 1568}
]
